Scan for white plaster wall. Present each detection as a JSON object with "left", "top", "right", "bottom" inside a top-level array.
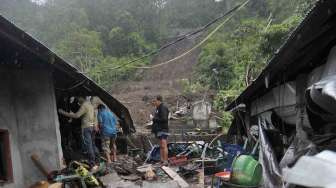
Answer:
[
  {"left": 0, "top": 70, "right": 24, "bottom": 187},
  {"left": 0, "top": 68, "right": 62, "bottom": 187}
]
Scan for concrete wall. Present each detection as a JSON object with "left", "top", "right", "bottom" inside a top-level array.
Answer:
[
  {"left": 0, "top": 69, "right": 24, "bottom": 188},
  {"left": 0, "top": 68, "right": 62, "bottom": 187},
  {"left": 192, "top": 101, "right": 211, "bottom": 129}
]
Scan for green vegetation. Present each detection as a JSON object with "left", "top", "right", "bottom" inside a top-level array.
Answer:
[
  {"left": 1, "top": 0, "right": 317, "bottom": 128},
  {"left": 1, "top": 0, "right": 239, "bottom": 88},
  {"left": 194, "top": 0, "right": 316, "bottom": 128}
]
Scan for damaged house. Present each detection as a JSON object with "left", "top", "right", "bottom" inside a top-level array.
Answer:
[
  {"left": 0, "top": 15, "right": 134, "bottom": 187},
  {"left": 226, "top": 0, "right": 336, "bottom": 187}
]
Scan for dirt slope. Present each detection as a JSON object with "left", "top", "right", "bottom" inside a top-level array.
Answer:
[{"left": 111, "top": 37, "right": 203, "bottom": 131}]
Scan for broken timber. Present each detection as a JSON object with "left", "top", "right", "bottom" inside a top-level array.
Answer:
[
  {"left": 161, "top": 166, "right": 189, "bottom": 188},
  {"left": 31, "top": 154, "right": 50, "bottom": 178}
]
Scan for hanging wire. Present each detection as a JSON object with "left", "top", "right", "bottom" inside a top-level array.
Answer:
[
  {"left": 124, "top": 0, "right": 251, "bottom": 70},
  {"left": 102, "top": 0, "right": 250, "bottom": 71}
]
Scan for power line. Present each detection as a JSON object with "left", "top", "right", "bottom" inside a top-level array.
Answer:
[
  {"left": 105, "top": 0, "right": 250, "bottom": 71},
  {"left": 127, "top": 0, "right": 250, "bottom": 69}
]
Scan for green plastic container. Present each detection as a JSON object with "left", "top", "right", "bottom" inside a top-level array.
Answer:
[{"left": 231, "top": 155, "right": 262, "bottom": 186}]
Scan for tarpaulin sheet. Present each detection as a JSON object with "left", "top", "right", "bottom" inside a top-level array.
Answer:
[{"left": 259, "top": 124, "right": 283, "bottom": 188}]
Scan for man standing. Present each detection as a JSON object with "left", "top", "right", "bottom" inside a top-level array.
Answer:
[
  {"left": 57, "top": 96, "right": 71, "bottom": 156},
  {"left": 152, "top": 95, "right": 169, "bottom": 165},
  {"left": 58, "top": 96, "right": 97, "bottom": 169},
  {"left": 97, "top": 104, "right": 118, "bottom": 163}
]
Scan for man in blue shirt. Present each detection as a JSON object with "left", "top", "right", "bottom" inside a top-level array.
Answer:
[{"left": 97, "top": 104, "right": 118, "bottom": 163}]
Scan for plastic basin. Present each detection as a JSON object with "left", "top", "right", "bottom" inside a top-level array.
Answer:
[
  {"left": 215, "top": 171, "right": 231, "bottom": 181},
  {"left": 231, "top": 155, "right": 262, "bottom": 186}
]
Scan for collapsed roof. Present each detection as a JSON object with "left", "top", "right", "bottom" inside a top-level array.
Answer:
[
  {"left": 0, "top": 14, "right": 135, "bottom": 134},
  {"left": 226, "top": 0, "right": 336, "bottom": 111}
]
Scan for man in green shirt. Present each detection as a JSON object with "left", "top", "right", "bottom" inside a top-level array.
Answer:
[{"left": 58, "top": 96, "right": 97, "bottom": 168}]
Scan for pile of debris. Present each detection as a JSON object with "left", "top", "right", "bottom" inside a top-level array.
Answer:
[{"left": 29, "top": 134, "right": 264, "bottom": 188}]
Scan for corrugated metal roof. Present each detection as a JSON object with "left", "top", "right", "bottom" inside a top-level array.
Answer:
[{"left": 0, "top": 14, "right": 135, "bottom": 134}]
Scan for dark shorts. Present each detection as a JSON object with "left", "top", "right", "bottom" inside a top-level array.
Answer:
[{"left": 156, "top": 131, "right": 169, "bottom": 140}]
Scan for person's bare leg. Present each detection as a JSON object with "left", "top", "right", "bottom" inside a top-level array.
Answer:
[
  {"left": 105, "top": 151, "right": 112, "bottom": 164},
  {"left": 162, "top": 138, "right": 168, "bottom": 162},
  {"left": 111, "top": 138, "right": 117, "bottom": 162},
  {"left": 104, "top": 138, "right": 112, "bottom": 164},
  {"left": 160, "top": 139, "right": 164, "bottom": 162}
]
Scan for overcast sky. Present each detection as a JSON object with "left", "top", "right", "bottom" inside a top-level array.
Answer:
[
  {"left": 31, "top": 0, "right": 47, "bottom": 5},
  {"left": 31, "top": 0, "right": 223, "bottom": 5}
]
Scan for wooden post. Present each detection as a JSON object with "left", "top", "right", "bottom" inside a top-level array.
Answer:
[
  {"left": 244, "top": 109, "right": 251, "bottom": 142},
  {"left": 295, "top": 74, "right": 308, "bottom": 140},
  {"left": 31, "top": 154, "right": 50, "bottom": 178}
]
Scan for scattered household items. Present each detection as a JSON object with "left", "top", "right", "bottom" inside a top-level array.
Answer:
[
  {"left": 144, "top": 167, "right": 156, "bottom": 181},
  {"left": 231, "top": 155, "right": 262, "bottom": 187},
  {"left": 28, "top": 133, "right": 267, "bottom": 188},
  {"left": 52, "top": 161, "right": 100, "bottom": 187},
  {"left": 221, "top": 143, "right": 245, "bottom": 169},
  {"left": 215, "top": 171, "right": 231, "bottom": 182},
  {"left": 213, "top": 171, "right": 231, "bottom": 188},
  {"left": 174, "top": 106, "right": 189, "bottom": 117},
  {"left": 169, "top": 156, "right": 188, "bottom": 166}
]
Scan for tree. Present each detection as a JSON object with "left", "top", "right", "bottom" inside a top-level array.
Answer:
[
  {"left": 192, "top": 0, "right": 316, "bottom": 129},
  {"left": 0, "top": 0, "right": 318, "bottom": 94},
  {"left": 55, "top": 28, "right": 103, "bottom": 73}
]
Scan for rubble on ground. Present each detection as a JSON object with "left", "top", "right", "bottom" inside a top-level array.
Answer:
[{"left": 28, "top": 131, "right": 269, "bottom": 188}]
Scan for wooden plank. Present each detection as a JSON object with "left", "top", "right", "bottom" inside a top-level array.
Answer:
[
  {"left": 31, "top": 154, "right": 50, "bottom": 178},
  {"left": 48, "top": 183, "right": 63, "bottom": 188},
  {"left": 161, "top": 166, "right": 189, "bottom": 188},
  {"left": 136, "top": 164, "right": 153, "bottom": 173}
]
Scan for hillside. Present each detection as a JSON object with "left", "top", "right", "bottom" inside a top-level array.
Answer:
[
  {"left": 112, "top": 36, "right": 204, "bottom": 129},
  {"left": 0, "top": 0, "right": 317, "bottom": 130}
]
